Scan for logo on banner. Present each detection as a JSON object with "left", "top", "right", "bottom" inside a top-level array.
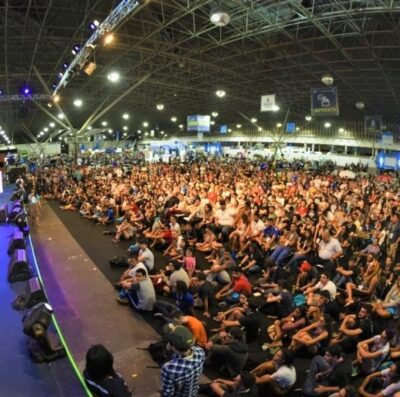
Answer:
[
  {"left": 311, "top": 87, "right": 339, "bottom": 116},
  {"left": 261, "top": 94, "right": 276, "bottom": 112}
]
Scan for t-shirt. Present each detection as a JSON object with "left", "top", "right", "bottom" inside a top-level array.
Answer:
[
  {"left": 232, "top": 275, "right": 252, "bottom": 296},
  {"left": 314, "top": 280, "right": 337, "bottom": 300},
  {"left": 139, "top": 248, "right": 154, "bottom": 271},
  {"left": 327, "top": 359, "right": 351, "bottom": 389},
  {"left": 239, "top": 312, "right": 261, "bottom": 342},
  {"left": 184, "top": 316, "right": 207, "bottom": 347},
  {"left": 271, "top": 365, "right": 297, "bottom": 389},
  {"left": 223, "top": 384, "right": 259, "bottom": 397},
  {"left": 128, "top": 261, "right": 148, "bottom": 278},
  {"left": 170, "top": 268, "right": 191, "bottom": 289},
  {"left": 199, "top": 282, "right": 218, "bottom": 308},
  {"left": 318, "top": 238, "right": 342, "bottom": 260},
  {"left": 382, "top": 381, "right": 400, "bottom": 397},
  {"left": 131, "top": 277, "right": 156, "bottom": 311},
  {"left": 84, "top": 371, "right": 131, "bottom": 397},
  {"left": 276, "top": 290, "right": 293, "bottom": 317},
  {"left": 177, "top": 292, "right": 194, "bottom": 315}
]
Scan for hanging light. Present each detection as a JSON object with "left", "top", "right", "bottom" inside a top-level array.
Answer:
[
  {"left": 356, "top": 101, "right": 365, "bottom": 110},
  {"left": 321, "top": 73, "right": 334, "bottom": 86},
  {"left": 216, "top": 90, "right": 226, "bottom": 98},
  {"left": 211, "top": 111, "right": 219, "bottom": 117},
  {"left": 210, "top": 7, "right": 231, "bottom": 27},
  {"left": 156, "top": 104, "right": 164, "bottom": 111}
]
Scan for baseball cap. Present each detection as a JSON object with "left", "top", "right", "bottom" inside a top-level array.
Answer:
[
  {"left": 299, "top": 261, "right": 312, "bottom": 272},
  {"left": 163, "top": 324, "right": 194, "bottom": 350}
]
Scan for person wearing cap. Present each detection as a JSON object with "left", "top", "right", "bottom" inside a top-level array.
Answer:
[
  {"left": 296, "top": 261, "right": 320, "bottom": 292},
  {"left": 161, "top": 324, "right": 205, "bottom": 397},
  {"left": 205, "top": 327, "right": 248, "bottom": 377}
]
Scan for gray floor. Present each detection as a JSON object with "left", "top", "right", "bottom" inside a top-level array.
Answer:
[{"left": 31, "top": 201, "right": 163, "bottom": 396}]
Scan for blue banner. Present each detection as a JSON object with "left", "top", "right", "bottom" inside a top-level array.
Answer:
[
  {"left": 311, "top": 87, "right": 339, "bottom": 116},
  {"left": 286, "top": 122, "right": 295, "bottom": 133}
]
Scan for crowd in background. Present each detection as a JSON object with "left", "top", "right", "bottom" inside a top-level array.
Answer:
[{"left": 22, "top": 157, "right": 400, "bottom": 397}]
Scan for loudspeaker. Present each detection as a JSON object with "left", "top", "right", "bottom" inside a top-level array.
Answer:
[
  {"left": 24, "top": 277, "right": 47, "bottom": 308},
  {"left": 0, "top": 204, "right": 8, "bottom": 222},
  {"left": 8, "top": 249, "right": 31, "bottom": 282},
  {"left": 8, "top": 230, "right": 26, "bottom": 255},
  {"left": 8, "top": 203, "right": 22, "bottom": 222}
]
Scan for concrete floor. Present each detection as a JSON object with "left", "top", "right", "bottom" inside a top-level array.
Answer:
[{"left": 31, "top": 202, "right": 162, "bottom": 396}]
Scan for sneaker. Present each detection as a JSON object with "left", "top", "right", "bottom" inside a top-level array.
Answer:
[
  {"left": 115, "top": 297, "right": 129, "bottom": 305},
  {"left": 351, "top": 365, "right": 360, "bottom": 378},
  {"left": 154, "top": 312, "right": 165, "bottom": 319},
  {"left": 218, "top": 302, "right": 227, "bottom": 309}
]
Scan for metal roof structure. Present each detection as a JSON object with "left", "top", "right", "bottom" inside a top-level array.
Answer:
[{"left": 1, "top": 0, "right": 400, "bottom": 143}]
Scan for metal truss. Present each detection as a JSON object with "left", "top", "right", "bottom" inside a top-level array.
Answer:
[{"left": 0, "top": 94, "right": 53, "bottom": 102}]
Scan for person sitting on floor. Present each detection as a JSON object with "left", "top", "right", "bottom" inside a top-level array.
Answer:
[
  {"left": 83, "top": 344, "right": 131, "bottom": 397},
  {"left": 215, "top": 267, "right": 252, "bottom": 305},
  {"left": 250, "top": 348, "right": 296, "bottom": 395},
  {"left": 171, "top": 312, "right": 208, "bottom": 348},
  {"left": 208, "top": 371, "right": 259, "bottom": 397}
]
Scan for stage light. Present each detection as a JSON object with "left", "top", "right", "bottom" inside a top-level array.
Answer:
[
  {"left": 137, "top": 130, "right": 141, "bottom": 133},
  {"left": 171, "top": 116, "right": 177, "bottom": 122},
  {"left": 122, "top": 113, "right": 129, "bottom": 120},
  {"left": 156, "top": 104, "right": 164, "bottom": 110},
  {"left": 71, "top": 44, "right": 81, "bottom": 55},
  {"left": 82, "top": 61, "right": 97, "bottom": 76},
  {"left": 0, "top": 89, "right": 3, "bottom": 95},
  {"left": 21, "top": 86, "right": 31, "bottom": 96},
  {"left": 272, "top": 105, "right": 280, "bottom": 112},
  {"left": 57, "top": 113, "right": 65, "bottom": 119},
  {"left": 62, "top": 63, "right": 69, "bottom": 69},
  {"left": 87, "top": 126, "right": 92, "bottom": 130},
  {"left": 251, "top": 118, "right": 257, "bottom": 123},
  {"left": 108, "top": 129, "right": 112, "bottom": 133},
  {"left": 123, "top": 126, "right": 128, "bottom": 131},
  {"left": 101, "top": 121, "right": 108, "bottom": 126},
  {"left": 339, "top": 128, "right": 344, "bottom": 133},
  {"left": 236, "top": 124, "right": 241, "bottom": 129},
  {"left": 107, "top": 71, "right": 120, "bottom": 82},
  {"left": 211, "top": 112, "right": 218, "bottom": 117},
  {"left": 73, "top": 98, "right": 83, "bottom": 107},
  {"left": 305, "top": 115, "right": 312, "bottom": 121},
  {"left": 123, "top": 132, "right": 127, "bottom": 137},
  {"left": 258, "top": 127, "right": 262, "bottom": 132},
  {"left": 104, "top": 33, "right": 114, "bottom": 45},
  {"left": 216, "top": 90, "right": 226, "bottom": 98},
  {"left": 210, "top": 121, "right": 215, "bottom": 125},
  {"left": 143, "top": 121, "right": 149, "bottom": 128},
  {"left": 210, "top": 7, "right": 231, "bottom": 27},
  {"left": 321, "top": 73, "right": 334, "bottom": 86},
  {"left": 52, "top": 94, "right": 60, "bottom": 103},
  {"left": 179, "top": 124, "right": 184, "bottom": 129},
  {"left": 276, "top": 123, "right": 282, "bottom": 128},
  {"left": 160, "top": 131, "right": 164, "bottom": 135},
  {"left": 324, "top": 122, "right": 331, "bottom": 128},
  {"left": 43, "top": 128, "right": 49, "bottom": 132},
  {"left": 89, "top": 20, "right": 100, "bottom": 30},
  {"left": 22, "top": 302, "right": 65, "bottom": 362},
  {"left": 57, "top": 72, "right": 63, "bottom": 79}
]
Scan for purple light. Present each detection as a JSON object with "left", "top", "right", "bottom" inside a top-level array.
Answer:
[
  {"left": 21, "top": 86, "right": 31, "bottom": 95},
  {"left": 62, "top": 63, "right": 69, "bottom": 69},
  {"left": 0, "top": 89, "right": 3, "bottom": 95}
]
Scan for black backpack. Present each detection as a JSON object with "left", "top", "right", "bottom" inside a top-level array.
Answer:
[{"left": 109, "top": 256, "right": 128, "bottom": 268}]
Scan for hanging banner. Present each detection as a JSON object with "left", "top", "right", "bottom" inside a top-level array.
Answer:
[
  {"left": 286, "top": 122, "right": 296, "bottom": 133},
  {"left": 187, "top": 115, "right": 210, "bottom": 132},
  {"left": 197, "top": 131, "right": 203, "bottom": 141},
  {"left": 261, "top": 94, "right": 276, "bottom": 112},
  {"left": 311, "top": 87, "right": 339, "bottom": 116},
  {"left": 365, "top": 115, "right": 382, "bottom": 141},
  {"left": 381, "top": 131, "right": 393, "bottom": 146}
]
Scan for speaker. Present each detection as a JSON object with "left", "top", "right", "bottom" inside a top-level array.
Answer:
[
  {"left": 24, "top": 277, "right": 47, "bottom": 308},
  {"left": 8, "top": 203, "right": 22, "bottom": 222},
  {"left": 8, "top": 249, "right": 31, "bottom": 282},
  {"left": 0, "top": 204, "right": 8, "bottom": 222},
  {"left": 8, "top": 230, "right": 26, "bottom": 255}
]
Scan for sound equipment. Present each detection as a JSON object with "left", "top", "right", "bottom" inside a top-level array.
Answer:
[
  {"left": 8, "top": 249, "right": 31, "bottom": 282},
  {"left": 0, "top": 204, "right": 7, "bottom": 222},
  {"left": 8, "top": 230, "right": 26, "bottom": 255},
  {"left": 24, "top": 277, "right": 47, "bottom": 308},
  {"left": 7, "top": 201, "right": 22, "bottom": 222},
  {"left": 7, "top": 167, "right": 25, "bottom": 183}
]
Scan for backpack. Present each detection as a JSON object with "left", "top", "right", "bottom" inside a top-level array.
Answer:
[{"left": 109, "top": 256, "right": 128, "bottom": 268}]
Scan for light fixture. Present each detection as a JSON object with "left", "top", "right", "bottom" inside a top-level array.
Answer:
[
  {"left": 296, "top": 127, "right": 300, "bottom": 131},
  {"left": 71, "top": 44, "right": 81, "bottom": 55},
  {"left": 21, "top": 86, "right": 31, "bottom": 96},
  {"left": 143, "top": 121, "right": 149, "bottom": 128},
  {"left": 228, "top": 128, "right": 232, "bottom": 132},
  {"left": 210, "top": 7, "right": 231, "bottom": 27},
  {"left": 210, "top": 120, "right": 215, "bottom": 125},
  {"left": 137, "top": 130, "right": 141, "bottom": 133},
  {"left": 82, "top": 61, "right": 97, "bottom": 76},
  {"left": 101, "top": 121, "right": 108, "bottom": 127},
  {"left": 108, "top": 129, "right": 112, "bottom": 133},
  {"left": 258, "top": 127, "right": 262, "bottom": 132},
  {"left": 211, "top": 112, "right": 219, "bottom": 117},
  {"left": 104, "top": 33, "right": 114, "bottom": 45},
  {"left": 52, "top": 94, "right": 60, "bottom": 104},
  {"left": 171, "top": 116, "right": 177, "bottom": 122},
  {"left": 236, "top": 124, "right": 241, "bottom": 129},
  {"left": 57, "top": 113, "right": 65, "bottom": 119},
  {"left": 123, "top": 126, "right": 128, "bottom": 131},
  {"left": 160, "top": 131, "right": 164, "bottom": 135},
  {"left": 156, "top": 104, "right": 164, "bottom": 111},
  {"left": 339, "top": 128, "right": 344, "bottom": 133},
  {"left": 88, "top": 126, "right": 92, "bottom": 130},
  {"left": 272, "top": 105, "right": 280, "bottom": 112},
  {"left": 276, "top": 123, "right": 282, "bottom": 128},
  {"left": 216, "top": 90, "right": 226, "bottom": 98},
  {"left": 73, "top": 98, "right": 83, "bottom": 107},
  {"left": 179, "top": 124, "right": 184, "bottom": 129},
  {"left": 324, "top": 122, "right": 332, "bottom": 128},
  {"left": 122, "top": 113, "right": 130, "bottom": 120},
  {"left": 89, "top": 20, "right": 100, "bottom": 30},
  {"left": 43, "top": 127, "right": 49, "bottom": 132},
  {"left": 251, "top": 118, "right": 257, "bottom": 123},
  {"left": 305, "top": 115, "right": 312, "bottom": 121},
  {"left": 107, "top": 71, "right": 120, "bottom": 83},
  {"left": 321, "top": 73, "right": 334, "bottom": 86},
  {"left": 123, "top": 132, "right": 127, "bottom": 137},
  {"left": 356, "top": 101, "right": 365, "bottom": 110}
]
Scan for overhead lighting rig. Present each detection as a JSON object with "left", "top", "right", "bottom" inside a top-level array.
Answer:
[{"left": 53, "top": 0, "right": 141, "bottom": 94}]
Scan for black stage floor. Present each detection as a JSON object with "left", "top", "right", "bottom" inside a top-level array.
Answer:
[{"left": 0, "top": 186, "right": 86, "bottom": 397}]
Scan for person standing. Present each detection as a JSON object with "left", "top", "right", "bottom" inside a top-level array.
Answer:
[
  {"left": 160, "top": 324, "right": 205, "bottom": 397},
  {"left": 28, "top": 188, "right": 41, "bottom": 227}
]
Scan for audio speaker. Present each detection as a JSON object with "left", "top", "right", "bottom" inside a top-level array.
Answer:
[
  {"left": 8, "top": 230, "right": 26, "bottom": 255},
  {"left": 24, "top": 277, "right": 47, "bottom": 308},
  {"left": 8, "top": 249, "right": 31, "bottom": 282},
  {"left": 0, "top": 204, "right": 8, "bottom": 222}
]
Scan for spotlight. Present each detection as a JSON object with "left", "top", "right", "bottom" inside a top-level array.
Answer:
[
  {"left": 236, "top": 124, "right": 241, "bottom": 129},
  {"left": 57, "top": 113, "right": 65, "bottom": 119},
  {"left": 210, "top": 120, "right": 215, "bottom": 125},
  {"left": 276, "top": 123, "right": 282, "bottom": 128},
  {"left": 57, "top": 72, "right": 63, "bottom": 79},
  {"left": 52, "top": 94, "right": 60, "bottom": 103},
  {"left": 104, "top": 33, "right": 114, "bottom": 45},
  {"left": 179, "top": 124, "right": 184, "bottom": 129},
  {"left": 251, "top": 118, "right": 257, "bottom": 123},
  {"left": 22, "top": 302, "right": 65, "bottom": 362},
  {"left": 143, "top": 121, "right": 149, "bottom": 128},
  {"left": 82, "top": 61, "right": 97, "bottom": 76},
  {"left": 73, "top": 98, "right": 83, "bottom": 108},
  {"left": 272, "top": 105, "right": 280, "bottom": 112},
  {"left": 0, "top": 89, "right": 3, "bottom": 95},
  {"left": 122, "top": 113, "right": 129, "bottom": 120},
  {"left": 107, "top": 71, "right": 120, "bottom": 82},
  {"left": 89, "top": 20, "right": 100, "bottom": 30},
  {"left": 321, "top": 73, "right": 334, "bottom": 86},
  {"left": 62, "top": 63, "right": 69, "bottom": 69},
  {"left": 21, "top": 86, "right": 31, "bottom": 96},
  {"left": 101, "top": 121, "right": 108, "bottom": 126},
  {"left": 123, "top": 126, "right": 128, "bottom": 131},
  {"left": 305, "top": 115, "right": 312, "bottom": 121},
  {"left": 211, "top": 112, "right": 218, "bottom": 117},
  {"left": 156, "top": 104, "right": 164, "bottom": 111},
  {"left": 108, "top": 129, "right": 112, "bottom": 133},
  {"left": 216, "top": 90, "right": 226, "bottom": 98},
  {"left": 258, "top": 127, "right": 262, "bottom": 132},
  {"left": 49, "top": 122, "right": 55, "bottom": 128},
  {"left": 356, "top": 101, "right": 365, "bottom": 110},
  {"left": 43, "top": 128, "right": 49, "bottom": 132},
  {"left": 339, "top": 128, "right": 344, "bottom": 133},
  {"left": 324, "top": 122, "right": 331, "bottom": 128},
  {"left": 71, "top": 44, "right": 81, "bottom": 55},
  {"left": 210, "top": 7, "right": 231, "bottom": 27},
  {"left": 171, "top": 116, "right": 177, "bottom": 122}
]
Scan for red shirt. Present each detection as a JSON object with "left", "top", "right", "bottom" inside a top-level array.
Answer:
[{"left": 232, "top": 275, "right": 252, "bottom": 296}]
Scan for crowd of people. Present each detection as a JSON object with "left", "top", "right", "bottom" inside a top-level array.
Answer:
[{"left": 26, "top": 157, "right": 400, "bottom": 397}]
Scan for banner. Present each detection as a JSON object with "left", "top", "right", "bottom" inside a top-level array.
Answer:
[
  {"left": 261, "top": 94, "right": 276, "bottom": 112},
  {"left": 286, "top": 122, "right": 295, "bottom": 133},
  {"left": 381, "top": 131, "right": 393, "bottom": 146},
  {"left": 365, "top": 115, "right": 382, "bottom": 141},
  {"left": 311, "top": 87, "right": 339, "bottom": 116}
]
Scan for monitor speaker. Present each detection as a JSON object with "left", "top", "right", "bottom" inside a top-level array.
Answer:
[
  {"left": 8, "top": 230, "right": 26, "bottom": 255},
  {"left": 8, "top": 249, "right": 31, "bottom": 282},
  {"left": 24, "top": 277, "right": 47, "bottom": 308}
]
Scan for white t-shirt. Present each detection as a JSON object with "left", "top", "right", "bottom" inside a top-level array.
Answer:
[
  {"left": 314, "top": 280, "right": 337, "bottom": 300},
  {"left": 271, "top": 365, "right": 297, "bottom": 389},
  {"left": 318, "top": 238, "right": 342, "bottom": 260},
  {"left": 214, "top": 208, "right": 236, "bottom": 227},
  {"left": 128, "top": 261, "right": 148, "bottom": 278}
]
